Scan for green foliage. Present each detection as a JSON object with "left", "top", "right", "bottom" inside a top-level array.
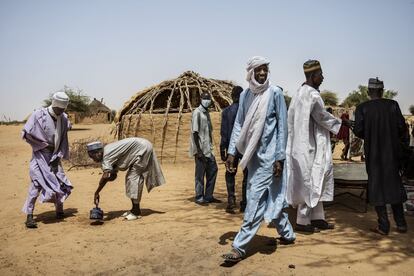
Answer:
[
  {"left": 320, "top": 90, "right": 339, "bottom": 106},
  {"left": 284, "top": 93, "right": 292, "bottom": 108},
  {"left": 383, "top": 90, "right": 398, "bottom": 99},
  {"left": 409, "top": 105, "right": 414, "bottom": 115},
  {"left": 44, "top": 86, "right": 91, "bottom": 113},
  {"left": 341, "top": 85, "right": 398, "bottom": 107}
]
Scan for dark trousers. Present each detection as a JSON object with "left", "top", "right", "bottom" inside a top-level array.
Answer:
[
  {"left": 375, "top": 204, "right": 407, "bottom": 233},
  {"left": 341, "top": 138, "right": 350, "bottom": 158},
  {"left": 194, "top": 155, "right": 218, "bottom": 201},
  {"left": 225, "top": 167, "right": 247, "bottom": 208}
]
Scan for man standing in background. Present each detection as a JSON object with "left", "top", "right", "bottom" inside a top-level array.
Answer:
[
  {"left": 189, "top": 92, "right": 219, "bottom": 205},
  {"left": 354, "top": 77, "right": 408, "bottom": 235},
  {"left": 220, "top": 85, "right": 248, "bottom": 213}
]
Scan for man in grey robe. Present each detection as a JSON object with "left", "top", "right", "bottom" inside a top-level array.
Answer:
[
  {"left": 22, "top": 92, "right": 72, "bottom": 228},
  {"left": 87, "top": 137, "right": 165, "bottom": 220}
]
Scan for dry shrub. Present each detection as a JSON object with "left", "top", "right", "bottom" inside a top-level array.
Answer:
[{"left": 65, "top": 136, "right": 114, "bottom": 170}]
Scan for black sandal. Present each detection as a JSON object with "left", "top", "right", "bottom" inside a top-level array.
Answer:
[
  {"left": 222, "top": 249, "right": 242, "bottom": 263},
  {"left": 25, "top": 215, "right": 37, "bottom": 229},
  {"left": 278, "top": 237, "right": 295, "bottom": 245},
  {"left": 370, "top": 227, "right": 388, "bottom": 236}
]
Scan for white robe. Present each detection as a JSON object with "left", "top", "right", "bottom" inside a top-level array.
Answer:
[{"left": 286, "top": 85, "right": 341, "bottom": 208}]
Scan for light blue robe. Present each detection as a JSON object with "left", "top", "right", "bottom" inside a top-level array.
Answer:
[
  {"left": 228, "top": 85, "right": 289, "bottom": 223},
  {"left": 228, "top": 85, "right": 295, "bottom": 256}
]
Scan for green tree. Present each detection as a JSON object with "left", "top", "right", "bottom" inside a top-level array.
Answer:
[
  {"left": 320, "top": 90, "right": 339, "bottom": 106},
  {"left": 341, "top": 85, "right": 398, "bottom": 107},
  {"left": 284, "top": 94, "right": 292, "bottom": 108},
  {"left": 409, "top": 105, "right": 414, "bottom": 115},
  {"left": 44, "top": 86, "right": 91, "bottom": 112}
]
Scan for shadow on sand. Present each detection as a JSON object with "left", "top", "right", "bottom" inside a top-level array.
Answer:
[
  {"left": 35, "top": 208, "right": 78, "bottom": 224},
  {"left": 218, "top": 231, "right": 277, "bottom": 267}
]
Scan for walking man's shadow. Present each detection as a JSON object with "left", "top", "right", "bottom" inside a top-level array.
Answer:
[
  {"left": 218, "top": 231, "right": 277, "bottom": 267},
  {"left": 35, "top": 208, "right": 78, "bottom": 224}
]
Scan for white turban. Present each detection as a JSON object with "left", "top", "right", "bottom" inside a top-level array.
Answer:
[
  {"left": 246, "top": 56, "right": 270, "bottom": 94},
  {"left": 236, "top": 56, "right": 272, "bottom": 169},
  {"left": 52, "top": 92, "right": 69, "bottom": 109}
]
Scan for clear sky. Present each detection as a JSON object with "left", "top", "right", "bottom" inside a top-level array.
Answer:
[{"left": 1, "top": 0, "right": 413, "bottom": 120}]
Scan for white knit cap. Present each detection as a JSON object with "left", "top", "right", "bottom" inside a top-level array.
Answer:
[{"left": 87, "top": 141, "right": 103, "bottom": 152}]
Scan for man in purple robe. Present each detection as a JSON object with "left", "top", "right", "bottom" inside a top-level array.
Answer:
[{"left": 22, "top": 92, "right": 73, "bottom": 228}]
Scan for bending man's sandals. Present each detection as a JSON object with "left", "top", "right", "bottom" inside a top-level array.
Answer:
[{"left": 121, "top": 211, "right": 141, "bottom": 221}]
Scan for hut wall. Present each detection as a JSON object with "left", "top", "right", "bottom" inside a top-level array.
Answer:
[
  {"left": 80, "top": 113, "right": 111, "bottom": 124},
  {"left": 67, "top": 112, "right": 81, "bottom": 124},
  {"left": 119, "top": 112, "right": 222, "bottom": 163}
]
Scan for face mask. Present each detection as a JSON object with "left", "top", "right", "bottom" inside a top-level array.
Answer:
[{"left": 201, "top": 99, "right": 211, "bottom": 108}]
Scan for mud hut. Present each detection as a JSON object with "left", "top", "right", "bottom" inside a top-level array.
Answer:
[
  {"left": 115, "top": 71, "right": 234, "bottom": 162},
  {"left": 81, "top": 98, "right": 113, "bottom": 124}
]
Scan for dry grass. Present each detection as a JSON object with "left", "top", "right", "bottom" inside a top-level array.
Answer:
[{"left": 65, "top": 136, "right": 114, "bottom": 170}]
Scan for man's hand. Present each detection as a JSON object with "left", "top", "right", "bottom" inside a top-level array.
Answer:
[
  {"left": 342, "top": 119, "right": 354, "bottom": 129},
  {"left": 225, "top": 154, "right": 236, "bottom": 173},
  {"left": 273, "top": 160, "right": 284, "bottom": 177},
  {"left": 196, "top": 150, "right": 207, "bottom": 163},
  {"left": 107, "top": 172, "right": 117, "bottom": 181},
  {"left": 102, "top": 171, "right": 111, "bottom": 181},
  {"left": 220, "top": 150, "right": 227, "bottom": 162},
  {"left": 50, "top": 157, "right": 60, "bottom": 174},
  {"left": 94, "top": 192, "right": 100, "bottom": 206},
  {"left": 46, "top": 144, "right": 55, "bottom": 152}
]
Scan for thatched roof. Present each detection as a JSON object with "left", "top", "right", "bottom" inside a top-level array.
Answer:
[
  {"left": 89, "top": 98, "right": 111, "bottom": 113},
  {"left": 114, "top": 71, "right": 235, "bottom": 162},
  {"left": 116, "top": 71, "right": 234, "bottom": 122}
]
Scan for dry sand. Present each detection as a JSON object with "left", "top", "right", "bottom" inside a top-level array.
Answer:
[{"left": 0, "top": 124, "right": 413, "bottom": 276}]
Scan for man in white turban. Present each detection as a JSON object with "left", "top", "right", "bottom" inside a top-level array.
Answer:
[
  {"left": 221, "top": 56, "right": 295, "bottom": 263},
  {"left": 22, "top": 92, "right": 72, "bottom": 228}
]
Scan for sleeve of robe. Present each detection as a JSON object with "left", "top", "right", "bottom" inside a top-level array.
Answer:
[
  {"left": 353, "top": 105, "right": 364, "bottom": 139},
  {"left": 394, "top": 101, "right": 408, "bottom": 145},
  {"left": 274, "top": 90, "right": 288, "bottom": 161},
  {"left": 102, "top": 147, "right": 121, "bottom": 173},
  {"left": 22, "top": 110, "right": 49, "bottom": 152},
  {"left": 191, "top": 109, "right": 200, "bottom": 134},
  {"left": 227, "top": 92, "right": 246, "bottom": 156},
  {"left": 220, "top": 108, "right": 228, "bottom": 153},
  {"left": 55, "top": 114, "right": 70, "bottom": 161},
  {"left": 310, "top": 93, "right": 342, "bottom": 135}
]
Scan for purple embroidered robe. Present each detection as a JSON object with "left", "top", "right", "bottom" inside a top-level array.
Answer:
[{"left": 22, "top": 108, "right": 73, "bottom": 204}]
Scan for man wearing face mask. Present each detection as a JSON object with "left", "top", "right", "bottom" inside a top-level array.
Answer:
[
  {"left": 222, "top": 56, "right": 295, "bottom": 263},
  {"left": 189, "top": 92, "right": 219, "bottom": 205},
  {"left": 286, "top": 60, "right": 351, "bottom": 233},
  {"left": 21, "top": 92, "right": 73, "bottom": 228}
]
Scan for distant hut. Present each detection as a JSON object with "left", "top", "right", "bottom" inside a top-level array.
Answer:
[
  {"left": 81, "top": 98, "right": 113, "bottom": 124},
  {"left": 115, "top": 71, "right": 234, "bottom": 162}
]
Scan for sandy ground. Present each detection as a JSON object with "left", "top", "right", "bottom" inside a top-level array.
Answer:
[{"left": 0, "top": 124, "right": 413, "bottom": 276}]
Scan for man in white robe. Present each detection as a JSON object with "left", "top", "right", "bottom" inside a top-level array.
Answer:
[{"left": 286, "top": 60, "right": 350, "bottom": 233}]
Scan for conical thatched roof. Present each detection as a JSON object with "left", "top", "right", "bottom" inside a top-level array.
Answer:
[
  {"left": 89, "top": 98, "right": 111, "bottom": 113},
  {"left": 115, "top": 71, "right": 235, "bottom": 162},
  {"left": 116, "top": 71, "right": 233, "bottom": 120}
]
